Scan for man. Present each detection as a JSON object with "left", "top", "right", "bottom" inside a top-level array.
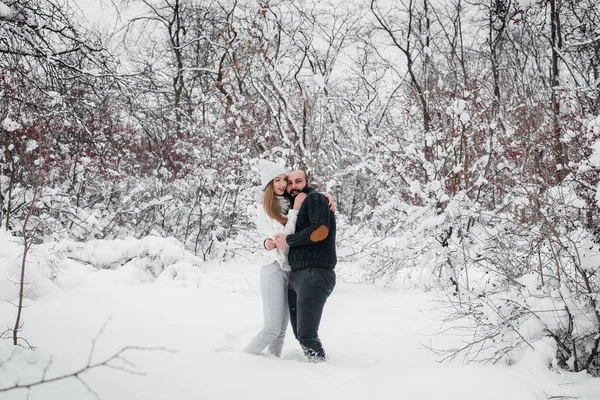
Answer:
[{"left": 273, "top": 170, "right": 336, "bottom": 362}]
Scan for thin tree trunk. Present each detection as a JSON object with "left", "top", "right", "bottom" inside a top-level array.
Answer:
[
  {"left": 13, "top": 170, "right": 43, "bottom": 346},
  {"left": 4, "top": 167, "right": 15, "bottom": 230},
  {"left": 550, "top": 0, "right": 568, "bottom": 182}
]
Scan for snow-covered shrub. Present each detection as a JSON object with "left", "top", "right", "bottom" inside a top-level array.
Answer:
[
  {"left": 0, "top": 231, "right": 205, "bottom": 304},
  {"left": 52, "top": 235, "right": 203, "bottom": 277},
  {"left": 340, "top": 174, "right": 600, "bottom": 376},
  {"left": 423, "top": 180, "right": 600, "bottom": 375},
  {"left": 339, "top": 191, "right": 475, "bottom": 291}
]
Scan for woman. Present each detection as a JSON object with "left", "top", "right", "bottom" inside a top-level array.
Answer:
[{"left": 243, "top": 159, "right": 304, "bottom": 357}]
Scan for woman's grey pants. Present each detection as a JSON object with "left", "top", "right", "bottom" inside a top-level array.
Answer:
[{"left": 243, "top": 262, "right": 291, "bottom": 357}]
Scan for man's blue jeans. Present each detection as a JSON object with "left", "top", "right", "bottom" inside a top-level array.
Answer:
[{"left": 288, "top": 267, "right": 336, "bottom": 362}]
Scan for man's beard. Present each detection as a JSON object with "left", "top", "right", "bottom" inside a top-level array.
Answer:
[{"left": 287, "top": 185, "right": 307, "bottom": 199}]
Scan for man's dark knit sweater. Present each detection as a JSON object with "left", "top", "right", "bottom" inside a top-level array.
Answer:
[{"left": 286, "top": 186, "right": 336, "bottom": 271}]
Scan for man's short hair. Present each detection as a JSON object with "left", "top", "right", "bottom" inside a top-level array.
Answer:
[
  {"left": 288, "top": 169, "right": 310, "bottom": 182},
  {"left": 303, "top": 170, "right": 311, "bottom": 183}
]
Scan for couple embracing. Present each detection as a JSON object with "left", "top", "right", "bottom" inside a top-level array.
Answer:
[{"left": 243, "top": 160, "right": 337, "bottom": 363}]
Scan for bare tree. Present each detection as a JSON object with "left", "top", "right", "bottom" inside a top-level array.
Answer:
[
  {"left": 1, "top": 320, "right": 174, "bottom": 397},
  {"left": 371, "top": 0, "right": 433, "bottom": 161}
]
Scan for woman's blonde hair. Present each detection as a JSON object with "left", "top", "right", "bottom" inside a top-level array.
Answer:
[{"left": 263, "top": 179, "right": 288, "bottom": 225}]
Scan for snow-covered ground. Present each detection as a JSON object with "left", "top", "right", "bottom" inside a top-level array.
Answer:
[{"left": 1, "top": 231, "right": 600, "bottom": 399}]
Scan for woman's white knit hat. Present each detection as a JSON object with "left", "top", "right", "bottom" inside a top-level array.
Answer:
[{"left": 259, "top": 159, "right": 287, "bottom": 190}]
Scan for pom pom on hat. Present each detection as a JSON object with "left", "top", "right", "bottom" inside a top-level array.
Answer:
[{"left": 259, "top": 159, "right": 287, "bottom": 190}]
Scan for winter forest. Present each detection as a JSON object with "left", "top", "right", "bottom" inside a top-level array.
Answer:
[{"left": 2, "top": 0, "right": 600, "bottom": 397}]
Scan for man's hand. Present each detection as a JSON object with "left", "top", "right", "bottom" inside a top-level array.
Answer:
[
  {"left": 292, "top": 193, "right": 307, "bottom": 210},
  {"left": 264, "top": 238, "right": 276, "bottom": 250},
  {"left": 273, "top": 233, "right": 289, "bottom": 249},
  {"left": 325, "top": 193, "right": 336, "bottom": 213}
]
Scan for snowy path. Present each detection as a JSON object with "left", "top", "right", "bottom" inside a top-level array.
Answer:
[{"left": 2, "top": 261, "right": 599, "bottom": 399}]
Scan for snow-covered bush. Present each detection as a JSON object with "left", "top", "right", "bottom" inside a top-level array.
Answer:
[
  {"left": 0, "top": 230, "right": 205, "bottom": 303},
  {"left": 339, "top": 171, "right": 600, "bottom": 375}
]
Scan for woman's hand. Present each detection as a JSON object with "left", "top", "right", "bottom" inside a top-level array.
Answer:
[
  {"left": 325, "top": 193, "right": 336, "bottom": 213},
  {"left": 264, "top": 238, "right": 276, "bottom": 250},
  {"left": 292, "top": 193, "right": 307, "bottom": 210}
]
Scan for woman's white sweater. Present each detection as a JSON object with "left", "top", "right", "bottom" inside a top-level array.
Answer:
[{"left": 256, "top": 203, "right": 298, "bottom": 271}]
